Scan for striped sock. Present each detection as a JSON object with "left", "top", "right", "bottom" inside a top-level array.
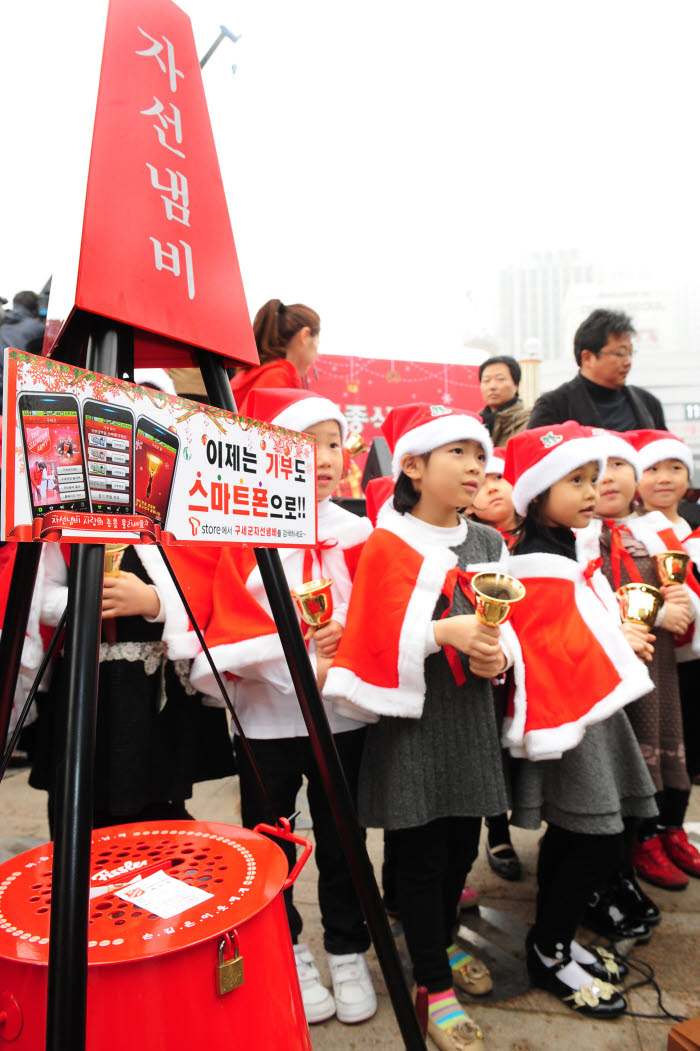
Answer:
[
  {"left": 427, "top": 989, "right": 465, "bottom": 1031},
  {"left": 447, "top": 942, "right": 474, "bottom": 972}
]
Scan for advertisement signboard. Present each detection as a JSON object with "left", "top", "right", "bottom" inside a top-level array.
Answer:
[{"left": 2, "top": 351, "right": 317, "bottom": 548}]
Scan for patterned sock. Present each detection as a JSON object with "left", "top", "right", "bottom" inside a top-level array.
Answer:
[
  {"left": 447, "top": 942, "right": 474, "bottom": 973},
  {"left": 427, "top": 989, "right": 466, "bottom": 1031}
]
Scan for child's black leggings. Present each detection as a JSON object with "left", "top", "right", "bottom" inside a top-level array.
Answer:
[{"left": 533, "top": 823, "right": 624, "bottom": 957}]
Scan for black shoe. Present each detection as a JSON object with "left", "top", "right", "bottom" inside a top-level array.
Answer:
[
  {"left": 486, "top": 842, "right": 522, "bottom": 881},
  {"left": 582, "top": 893, "right": 651, "bottom": 945},
  {"left": 526, "top": 945, "right": 627, "bottom": 1018},
  {"left": 613, "top": 870, "right": 661, "bottom": 927},
  {"left": 575, "top": 944, "right": 628, "bottom": 984}
]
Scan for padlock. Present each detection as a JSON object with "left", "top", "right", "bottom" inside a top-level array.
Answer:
[{"left": 216, "top": 930, "right": 244, "bottom": 995}]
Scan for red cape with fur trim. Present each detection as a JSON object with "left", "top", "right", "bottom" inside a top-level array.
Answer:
[
  {"left": 190, "top": 503, "right": 372, "bottom": 706},
  {"left": 502, "top": 551, "right": 653, "bottom": 759},
  {"left": 325, "top": 513, "right": 516, "bottom": 722},
  {"left": 328, "top": 529, "right": 426, "bottom": 713}
]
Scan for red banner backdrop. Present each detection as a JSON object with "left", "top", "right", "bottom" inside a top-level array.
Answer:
[{"left": 308, "top": 355, "right": 481, "bottom": 497}]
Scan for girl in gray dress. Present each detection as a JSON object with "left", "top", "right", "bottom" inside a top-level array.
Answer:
[
  {"left": 503, "top": 422, "right": 657, "bottom": 1022},
  {"left": 326, "top": 403, "right": 512, "bottom": 1051}
]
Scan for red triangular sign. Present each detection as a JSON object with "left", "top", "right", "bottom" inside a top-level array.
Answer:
[{"left": 45, "top": 0, "right": 257, "bottom": 368}]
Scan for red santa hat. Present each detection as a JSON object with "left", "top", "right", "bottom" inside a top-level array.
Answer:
[
  {"left": 364, "top": 476, "right": 395, "bottom": 525},
  {"left": 587, "top": 428, "right": 641, "bottom": 479},
  {"left": 244, "top": 387, "right": 347, "bottom": 442},
  {"left": 504, "top": 420, "right": 607, "bottom": 516},
  {"left": 625, "top": 429, "right": 693, "bottom": 476},
  {"left": 381, "top": 403, "right": 492, "bottom": 480}
]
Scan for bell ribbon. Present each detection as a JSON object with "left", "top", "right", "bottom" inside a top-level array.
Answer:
[
  {"left": 438, "top": 568, "right": 479, "bottom": 687},
  {"left": 603, "top": 519, "right": 644, "bottom": 591},
  {"left": 302, "top": 537, "right": 338, "bottom": 584}
]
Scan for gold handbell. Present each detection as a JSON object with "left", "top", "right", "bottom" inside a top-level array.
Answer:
[
  {"left": 291, "top": 578, "right": 334, "bottom": 627},
  {"left": 471, "top": 571, "right": 526, "bottom": 626},
  {"left": 616, "top": 582, "right": 664, "bottom": 627},
  {"left": 344, "top": 432, "right": 367, "bottom": 457},
  {"left": 104, "top": 544, "right": 128, "bottom": 577},
  {"left": 654, "top": 550, "right": 690, "bottom": 586}
]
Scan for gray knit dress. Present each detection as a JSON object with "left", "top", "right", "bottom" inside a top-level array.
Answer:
[{"left": 357, "top": 518, "right": 510, "bottom": 830}]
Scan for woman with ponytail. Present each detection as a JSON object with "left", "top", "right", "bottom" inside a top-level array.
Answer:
[{"left": 231, "top": 298, "right": 321, "bottom": 414}]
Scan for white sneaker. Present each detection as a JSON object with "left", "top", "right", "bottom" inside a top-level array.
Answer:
[
  {"left": 293, "top": 943, "right": 336, "bottom": 1024},
  {"left": 327, "top": 951, "right": 377, "bottom": 1024}
]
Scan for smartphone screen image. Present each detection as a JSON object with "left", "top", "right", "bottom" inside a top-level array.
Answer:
[
  {"left": 82, "top": 399, "right": 135, "bottom": 514},
  {"left": 134, "top": 416, "right": 180, "bottom": 525},
  {"left": 18, "top": 392, "right": 90, "bottom": 516}
]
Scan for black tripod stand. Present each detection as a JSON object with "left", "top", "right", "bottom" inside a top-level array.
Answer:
[{"left": 0, "top": 323, "right": 427, "bottom": 1050}]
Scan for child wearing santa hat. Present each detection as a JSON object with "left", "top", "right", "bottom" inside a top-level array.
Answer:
[
  {"left": 571, "top": 431, "right": 691, "bottom": 941},
  {"left": 620, "top": 429, "right": 700, "bottom": 885},
  {"left": 502, "top": 421, "right": 656, "bottom": 1019},
  {"left": 467, "top": 450, "right": 520, "bottom": 539},
  {"left": 189, "top": 388, "right": 377, "bottom": 1028},
  {"left": 325, "top": 403, "right": 513, "bottom": 1050}
]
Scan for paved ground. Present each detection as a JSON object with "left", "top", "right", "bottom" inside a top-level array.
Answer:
[{"left": 1, "top": 762, "right": 699, "bottom": 1050}]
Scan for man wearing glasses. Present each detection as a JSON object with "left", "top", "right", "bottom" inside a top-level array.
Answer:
[{"left": 528, "top": 308, "right": 666, "bottom": 431}]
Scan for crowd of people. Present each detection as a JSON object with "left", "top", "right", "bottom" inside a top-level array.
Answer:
[{"left": 2, "top": 302, "right": 699, "bottom": 1050}]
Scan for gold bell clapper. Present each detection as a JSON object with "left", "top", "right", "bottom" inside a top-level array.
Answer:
[
  {"left": 290, "top": 578, "right": 334, "bottom": 627},
  {"left": 470, "top": 571, "right": 526, "bottom": 626},
  {"left": 616, "top": 582, "right": 664, "bottom": 627},
  {"left": 104, "top": 544, "right": 128, "bottom": 577},
  {"left": 654, "top": 550, "right": 690, "bottom": 587}
]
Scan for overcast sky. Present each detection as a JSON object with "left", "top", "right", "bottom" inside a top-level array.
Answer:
[{"left": 2, "top": 0, "right": 700, "bottom": 363}]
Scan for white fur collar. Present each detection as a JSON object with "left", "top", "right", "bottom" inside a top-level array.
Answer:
[
  {"left": 379, "top": 507, "right": 467, "bottom": 559},
  {"left": 318, "top": 499, "right": 372, "bottom": 549}
]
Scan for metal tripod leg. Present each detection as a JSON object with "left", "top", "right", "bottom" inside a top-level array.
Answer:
[
  {"left": 45, "top": 326, "right": 121, "bottom": 1051},
  {"left": 45, "top": 542, "right": 104, "bottom": 1051}
]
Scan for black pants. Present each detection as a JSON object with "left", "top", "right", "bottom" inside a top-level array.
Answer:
[
  {"left": 235, "top": 730, "right": 370, "bottom": 955},
  {"left": 533, "top": 823, "right": 624, "bottom": 958},
  {"left": 640, "top": 788, "right": 690, "bottom": 839},
  {"left": 387, "top": 816, "right": 482, "bottom": 992}
]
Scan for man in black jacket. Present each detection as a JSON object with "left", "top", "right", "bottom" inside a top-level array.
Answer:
[
  {"left": 528, "top": 308, "right": 666, "bottom": 431},
  {"left": 0, "top": 291, "right": 46, "bottom": 398}
]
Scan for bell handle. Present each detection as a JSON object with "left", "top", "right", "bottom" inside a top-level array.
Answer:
[{"left": 254, "top": 818, "right": 313, "bottom": 890}]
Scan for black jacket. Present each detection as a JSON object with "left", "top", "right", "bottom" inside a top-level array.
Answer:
[
  {"left": 528, "top": 373, "right": 666, "bottom": 431},
  {"left": 0, "top": 306, "right": 45, "bottom": 354}
]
